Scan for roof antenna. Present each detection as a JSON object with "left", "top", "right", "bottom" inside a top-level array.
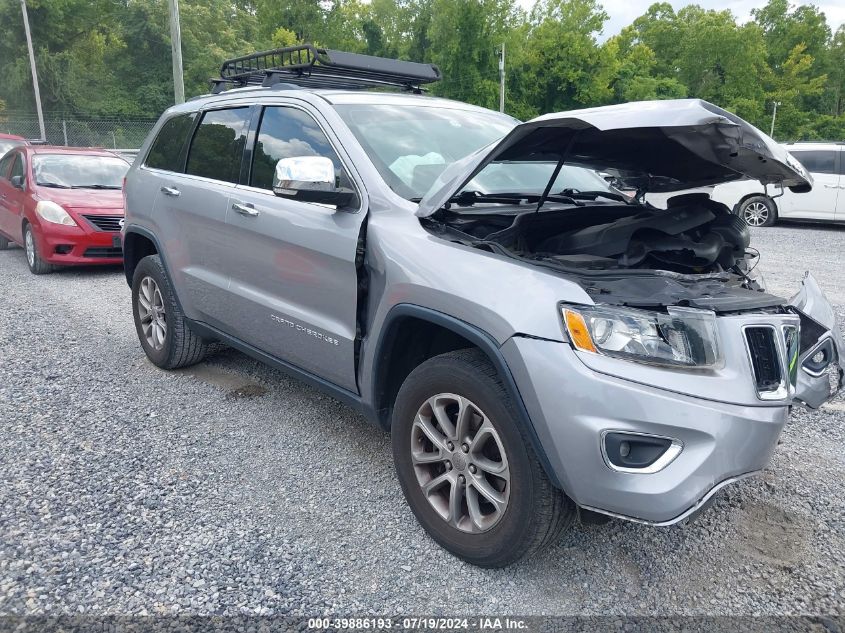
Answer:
[{"left": 534, "top": 130, "right": 580, "bottom": 216}]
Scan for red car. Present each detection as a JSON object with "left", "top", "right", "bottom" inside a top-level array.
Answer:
[{"left": 0, "top": 146, "right": 130, "bottom": 274}]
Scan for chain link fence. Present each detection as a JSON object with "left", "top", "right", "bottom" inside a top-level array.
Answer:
[{"left": 1, "top": 114, "right": 157, "bottom": 150}]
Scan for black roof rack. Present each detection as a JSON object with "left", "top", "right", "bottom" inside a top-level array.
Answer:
[{"left": 211, "top": 45, "right": 441, "bottom": 94}]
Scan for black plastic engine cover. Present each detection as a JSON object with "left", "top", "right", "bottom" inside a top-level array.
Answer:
[{"left": 537, "top": 205, "right": 716, "bottom": 257}]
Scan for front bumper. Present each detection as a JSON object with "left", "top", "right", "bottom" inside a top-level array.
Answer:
[
  {"left": 33, "top": 220, "right": 123, "bottom": 265},
  {"left": 502, "top": 337, "right": 789, "bottom": 524}
]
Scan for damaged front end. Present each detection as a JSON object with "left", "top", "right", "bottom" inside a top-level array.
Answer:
[
  {"left": 789, "top": 274, "right": 845, "bottom": 408},
  {"left": 418, "top": 98, "right": 843, "bottom": 409}
]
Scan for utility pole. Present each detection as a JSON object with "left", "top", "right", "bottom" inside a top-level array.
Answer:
[
  {"left": 770, "top": 101, "right": 781, "bottom": 138},
  {"left": 20, "top": 0, "right": 46, "bottom": 141},
  {"left": 168, "top": 0, "right": 185, "bottom": 104},
  {"left": 498, "top": 43, "right": 506, "bottom": 113}
]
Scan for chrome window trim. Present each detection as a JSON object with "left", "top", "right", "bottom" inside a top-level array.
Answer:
[{"left": 599, "top": 429, "right": 683, "bottom": 475}]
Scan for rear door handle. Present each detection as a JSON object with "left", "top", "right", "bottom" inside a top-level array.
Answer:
[
  {"left": 232, "top": 202, "right": 259, "bottom": 217},
  {"left": 160, "top": 186, "right": 180, "bottom": 197}
]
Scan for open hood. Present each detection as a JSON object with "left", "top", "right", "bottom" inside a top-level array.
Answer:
[{"left": 416, "top": 99, "right": 812, "bottom": 217}]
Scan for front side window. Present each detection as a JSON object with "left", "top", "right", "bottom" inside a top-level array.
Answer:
[
  {"left": 335, "top": 104, "right": 516, "bottom": 199},
  {"left": 10, "top": 154, "right": 24, "bottom": 181},
  {"left": 145, "top": 113, "right": 197, "bottom": 172},
  {"left": 789, "top": 150, "right": 836, "bottom": 175},
  {"left": 0, "top": 153, "right": 15, "bottom": 180},
  {"left": 186, "top": 108, "right": 249, "bottom": 184},
  {"left": 250, "top": 106, "right": 346, "bottom": 191},
  {"left": 32, "top": 154, "right": 128, "bottom": 189}
]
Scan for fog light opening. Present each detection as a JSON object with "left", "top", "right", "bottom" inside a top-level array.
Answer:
[{"left": 601, "top": 431, "right": 683, "bottom": 474}]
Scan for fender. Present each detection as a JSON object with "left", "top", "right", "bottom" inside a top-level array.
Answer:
[
  {"left": 122, "top": 224, "right": 167, "bottom": 285},
  {"left": 371, "top": 304, "right": 563, "bottom": 488}
]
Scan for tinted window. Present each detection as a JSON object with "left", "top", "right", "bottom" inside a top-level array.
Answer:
[
  {"left": 0, "top": 153, "right": 14, "bottom": 179},
  {"left": 790, "top": 150, "right": 836, "bottom": 175},
  {"left": 145, "top": 113, "right": 196, "bottom": 172},
  {"left": 186, "top": 108, "right": 249, "bottom": 184},
  {"left": 250, "top": 107, "right": 345, "bottom": 190},
  {"left": 10, "top": 154, "right": 24, "bottom": 180}
]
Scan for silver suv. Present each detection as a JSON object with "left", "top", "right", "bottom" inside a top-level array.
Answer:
[{"left": 123, "top": 47, "right": 844, "bottom": 567}]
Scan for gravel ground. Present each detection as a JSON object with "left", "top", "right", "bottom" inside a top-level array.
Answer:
[{"left": 0, "top": 223, "right": 843, "bottom": 618}]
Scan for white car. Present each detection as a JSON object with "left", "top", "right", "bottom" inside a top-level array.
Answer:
[{"left": 648, "top": 142, "right": 845, "bottom": 226}]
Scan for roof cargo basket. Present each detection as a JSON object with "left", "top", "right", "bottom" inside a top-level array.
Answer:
[{"left": 211, "top": 45, "right": 441, "bottom": 94}]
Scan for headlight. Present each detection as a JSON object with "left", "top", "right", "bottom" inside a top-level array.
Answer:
[
  {"left": 562, "top": 304, "right": 722, "bottom": 368},
  {"left": 35, "top": 201, "right": 77, "bottom": 226}
]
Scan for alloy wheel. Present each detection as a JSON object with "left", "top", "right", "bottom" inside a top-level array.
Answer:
[
  {"left": 411, "top": 393, "right": 510, "bottom": 533},
  {"left": 25, "top": 229, "right": 36, "bottom": 268},
  {"left": 137, "top": 276, "right": 167, "bottom": 351},
  {"left": 743, "top": 201, "right": 769, "bottom": 227}
]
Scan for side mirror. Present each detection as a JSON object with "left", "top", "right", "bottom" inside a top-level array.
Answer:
[
  {"left": 273, "top": 156, "right": 357, "bottom": 208},
  {"left": 10, "top": 175, "right": 23, "bottom": 190}
]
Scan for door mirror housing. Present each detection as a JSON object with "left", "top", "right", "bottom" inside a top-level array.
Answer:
[
  {"left": 273, "top": 156, "right": 357, "bottom": 208},
  {"left": 10, "top": 175, "right": 24, "bottom": 190}
]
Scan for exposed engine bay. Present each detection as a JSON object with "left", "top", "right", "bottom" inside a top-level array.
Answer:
[{"left": 426, "top": 193, "right": 787, "bottom": 312}]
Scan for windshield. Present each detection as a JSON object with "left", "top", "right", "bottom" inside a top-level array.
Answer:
[
  {"left": 464, "top": 162, "right": 615, "bottom": 197},
  {"left": 32, "top": 154, "right": 129, "bottom": 189},
  {"left": 0, "top": 140, "right": 24, "bottom": 156},
  {"left": 334, "top": 104, "right": 516, "bottom": 200}
]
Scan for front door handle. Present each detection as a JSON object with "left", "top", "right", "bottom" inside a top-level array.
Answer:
[
  {"left": 232, "top": 202, "right": 259, "bottom": 217},
  {"left": 160, "top": 186, "right": 180, "bottom": 197}
]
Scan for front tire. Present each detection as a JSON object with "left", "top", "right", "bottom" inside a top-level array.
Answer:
[
  {"left": 739, "top": 196, "right": 777, "bottom": 227},
  {"left": 391, "top": 349, "right": 574, "bottom": 567},
  {"left": 0, "top": 234, "right": 9, "bottom": 250},
  {"left": 23, "top": 224, "right": 54, "bottom": 274},
  {"left": 132, "top": 254, "right": 207, "bottom": 369}
]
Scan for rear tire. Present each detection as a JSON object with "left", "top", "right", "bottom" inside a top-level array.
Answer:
[
  {"left": 739, "top": 196, "right": 777, "bottom": 227},
  {"left": 132, "top": 254, "right": 207, "bottom": 369},
  {"left": 391, "top": 348, "right": 575, "bottom": 567},
  {"left": 23, "top": 224, "right": 54, "bottom": 275}
]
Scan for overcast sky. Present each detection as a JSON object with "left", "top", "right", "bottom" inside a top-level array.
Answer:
[{"left": 518, "top": 0, "right": 845, "bottom": 41}]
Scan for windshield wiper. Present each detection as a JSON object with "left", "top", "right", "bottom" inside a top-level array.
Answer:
[
  {"left": 37, "top": 182, "right": 71, "bottom": 188},
  {"left": 449, "top": 190, "right": 584, "bottom": 207},
  {"left": 558, "top": 188, "right": 630, "bottom": 203},
  {"left": 71, "top": 184, "right": 122, "bottom": 189}
]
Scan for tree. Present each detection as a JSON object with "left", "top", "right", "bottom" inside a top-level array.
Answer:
[{"left": 427, "top": 0, "right": 517, "bottom": 110}]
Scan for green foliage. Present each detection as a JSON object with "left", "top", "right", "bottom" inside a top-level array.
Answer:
[{"left": 1, "top": 0, "right": 842, "bottom": 141}]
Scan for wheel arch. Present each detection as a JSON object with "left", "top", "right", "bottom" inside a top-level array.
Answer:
[
  {"left": 123, "top": 226, "right": 160, "bottom": 286},
  {"left": 370, "top": 304, "right": 563, "bottom": 488}
]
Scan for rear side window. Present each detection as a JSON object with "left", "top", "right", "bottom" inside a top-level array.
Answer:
[
  {"left": 145, "top": 113, "right": 196, "bottom": 172},
  {"left": 790, "top": 150, "right": 836, "bottom": 175},
  {"left": 250, "top": 106, "right": 346, "bottom": 190},
  {"left": 186, "top": 108, "right": 250, "bottom": 184}
]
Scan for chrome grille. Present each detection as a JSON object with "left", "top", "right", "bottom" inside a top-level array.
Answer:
[{"left": 83, "top": 214, "right": 123, "bottom": 232}]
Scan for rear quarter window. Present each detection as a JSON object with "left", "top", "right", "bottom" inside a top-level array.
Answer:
[
  {"left": 145, "top": 113, "right": 197, "bottom": 172},
  {"left": 789, "top": 150, "right": 836, "bottom": 175}
]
